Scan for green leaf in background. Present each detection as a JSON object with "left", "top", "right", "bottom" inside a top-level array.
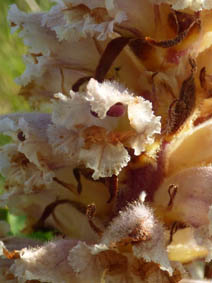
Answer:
[
  {"left": 7, "top": 213, "right": 26, "bottom": 235},
  {"left": 0, "top": 208, "right": 8, "bottom": 221},
  {"left": 28, "top": 230, "right": 55, "bottom": 241},
  {"left": 0, "top": 134, "right": 12, "bottom": 146}
]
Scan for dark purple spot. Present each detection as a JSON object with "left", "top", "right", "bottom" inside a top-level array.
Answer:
[
  {"left": 106, "top": 102, "right": 125, "bottom": 117},
  {"left": 17, "top": 131, "right": 25, "bottom": 142},
  {"left": 90, "top": 110, "right": 99, "bottom": 118}
]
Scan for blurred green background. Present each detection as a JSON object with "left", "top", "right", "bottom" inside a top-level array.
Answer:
[
  {"left": 0, "top": 0, "right": 52, "bottom": 114},
  {"left": 0, "top": 0, "right": 53, "bottom": 239}
]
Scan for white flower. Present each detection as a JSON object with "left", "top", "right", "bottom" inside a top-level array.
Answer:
[
  {"left": 101, "top": 200, "right": 172, "bottom": 274},
  {"left": 48, "top": 79, "right": 161, "bottom": 179},
  {"left": 79, "top": 143, "right": 130, "bottom": 180},
  {"left": 151, "top": 0, "right": 212, "bottom": 11},
  {"left": 42, "top": 2, "right": 126, "bottom": 41},
  {"left": 10, "top": 239, "right": 79, "bottom": 283},
  {"left": 7, "top": 5, "right": 101, "bottom": 104}
]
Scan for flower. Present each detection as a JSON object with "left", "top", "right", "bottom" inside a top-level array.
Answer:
[
  {"left": 2, "top": 0, "right": 212, "bottom": 282},
  {"left": 48, "top": 78, "right": 160, "bottom": 179}
]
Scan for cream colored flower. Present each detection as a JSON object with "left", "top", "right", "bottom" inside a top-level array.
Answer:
[
  {"left": 3, "top": 0, "right": 212, "bottom": 282},
  {"left": 151, "top": 0, "right": 212, "bottom": 11},
  {"left": 48, "top": 78, "right": 160, "bottom": 179}
]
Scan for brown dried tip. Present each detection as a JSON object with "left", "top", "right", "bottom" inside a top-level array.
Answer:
[
  {"left": 145, "top": 18, "right": 199, "bottom": 48},
  {"left": 128, "top": 222, "right": 151, "bottom": 242},
  {"left": 3, "top": 248, "right": 20, "bottom": 260},
  {"left": 168, "top": 59, "right": 196, "bottom": 134},
  {"left": 115, "top": 222, "right": 152, "bottom": 247},
  {"left": 31, "top": 53, "right": 43, "bottom": 64}
]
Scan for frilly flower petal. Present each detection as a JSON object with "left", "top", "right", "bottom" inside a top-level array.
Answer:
[
  {"left": 69, "top": 241, "right": 130, "bottom": 282},
  {"left": 101, "top": 200, "right": 172, "bottom": 274},
  {"left": 127, "top": 97, "right": 161, "bottom": 155},
  {"left": 0, "top": 237, "right": 42, "bottom": 281},
  {"left": 48, "top": 79, "right": 161, "bottom": 178},
  {"left": 47, "top": 124, "right": 83, "bottom": 164},
  {"left": 101, "top": 201, "right": 155, "bottom": 246},
  {"left": 68, "top": 242, "right": 105, "bottom": 282},
  {"left": 0, "top": 144, "right": 54, "bottom": 195},
  {"left": 0, "top": 113, "right": 55, "bottom": 170},
  {"left": 9, "top": 239, "right": 80, "bottom": 283},
  {"left": 8, "top": 5, "right": 51, "bottom": 55},
  {"left": 43, "top": 3, "right": 126, "bottom": 41},
  {"left": 61, "top": 0, "right": 110, "bottom": 10},
  {"left": 86, "top": 78, "right": 131, "bottom": 119},
  {"left": 51, "top": 92, "right": 94, "bottom": 130},
  {"left": 79, "top": 143, "right": 130, "bottom": 179},
  {"left": 85, "top": 79, "right": 161, "bottom": 156},
  {"left": 132, "top": 224, "right": 172, "bottom": 275},
  {"left": 151, "top": 0, "right": 212, "bottom": 11},
  {"left": 8, "top": 5, "right": 101, "bottom": 103}
]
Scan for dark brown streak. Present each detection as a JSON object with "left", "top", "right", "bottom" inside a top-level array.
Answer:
[
  {"left": 59, "top": 67, "right": 66, "bottom": 94},
  {"left": 95, "top": 37, "right": 131, "bottom": 82},
  {"left": 86, "top": 203, "right": 103, "bottom": 236},
  {"left": 168, "top": 58, "right": 196, "bottom": 133},
  {"left": 199, "top": 67, "right": 206, "bottom": 90},
  {"left": 72, "top": 76, "right": 92, "bottom": 92},
  {"left": 168, "top": 222, "right": 178, "bottom": 245},
  {"left": 167, "top": 99, "right": 178, "bottom": 127},
  {"left": 33, "top": 199, "right": 86, "bottom": 230},
  {"left": 167, "top": 184, "right": 178, "bottom": 209},
  {"left": 53, "top": 177, "right": 76, "bottom": 194},
  {"left": 168, "top": 222, "right": 187, "bottom": 245},
  {"left": 73, "top": 168, "right": 82, "bottom": 194},
  {"left": 179, "top": 59, "right": 196, "bottom": 105},
  {"left": 145, "top": 19, "right": 198, "bottom": 48}
]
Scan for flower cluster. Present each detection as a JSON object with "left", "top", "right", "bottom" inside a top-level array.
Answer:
[{"left": 1, "top": 0, "right": 212, "bottom": 282}]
